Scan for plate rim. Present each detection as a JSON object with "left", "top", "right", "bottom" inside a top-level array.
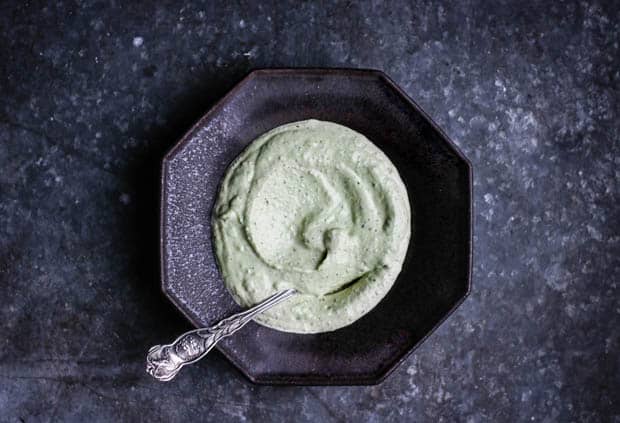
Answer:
[{"left": 159, "top": 67, "right": 473, "bottom": 385}]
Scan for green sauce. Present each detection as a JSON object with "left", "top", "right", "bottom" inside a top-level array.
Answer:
[{"left": 213, "top": 120, "right": 411, "bottom": 333}]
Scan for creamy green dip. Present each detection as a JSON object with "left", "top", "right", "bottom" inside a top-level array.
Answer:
[{"left": 213, "top": 120, "right": 411, "bottom": 333}]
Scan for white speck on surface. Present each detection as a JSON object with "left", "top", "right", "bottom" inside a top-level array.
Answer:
[
  {"left": 133, "top": 36, "right": 144, "bottom": 47},
  {"left": 544, "top": 263, "right": 569, "bottom": 291},
  {"left": 495, "top": 77, "right": 506, "bottom": 92},
  {"left": 586, "top": 224, "right": 602, "bottom": 241},
  {"left": 565, "top": 303, "right": 576, "bottom": 318},
  {"left": 119, "top": 193, "right": 131, "bottom": 205},
  {"left": 239, "top": 19, "right": 246, "bottom": 28},
  {"left": 242, "top": 46, "right": 258, "bottom": 58}
]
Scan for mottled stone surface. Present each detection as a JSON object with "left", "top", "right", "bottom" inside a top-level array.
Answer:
[{"left": 0, "top": 1, "right": 618, "bottom": 421}]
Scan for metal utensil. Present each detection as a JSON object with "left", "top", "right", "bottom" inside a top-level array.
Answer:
[{"left": 146, "top": 288, "right": 296, "bottom": 381}]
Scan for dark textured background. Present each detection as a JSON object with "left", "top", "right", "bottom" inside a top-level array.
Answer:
[{"left": 0, "top": 1, "right": 618, "bottom": 421}]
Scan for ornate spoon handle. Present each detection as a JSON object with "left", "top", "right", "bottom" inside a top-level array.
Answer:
[{"left": 146, "top": 288, "right": 296, "bottom": 381}]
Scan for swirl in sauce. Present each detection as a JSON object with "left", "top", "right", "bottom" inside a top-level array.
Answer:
[{"left": 214, "top": 120, "right": 411, "bottom": 333}]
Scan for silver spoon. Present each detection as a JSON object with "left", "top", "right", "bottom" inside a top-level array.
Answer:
[{"left": 146, "top": 288, "right": 296, "bottom": 381}]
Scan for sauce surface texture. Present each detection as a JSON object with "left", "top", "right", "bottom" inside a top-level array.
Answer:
[{"left": 213, "top": 120, "right": 411, "bottom": 333}]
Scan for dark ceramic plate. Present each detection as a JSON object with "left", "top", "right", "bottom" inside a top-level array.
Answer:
[{"left": 161, "top": 68, "right": 472, "bottom": 385}]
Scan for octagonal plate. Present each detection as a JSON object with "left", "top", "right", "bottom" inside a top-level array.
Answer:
[{"left": 161, "top": 68, "right": 472, "bottom": 385}]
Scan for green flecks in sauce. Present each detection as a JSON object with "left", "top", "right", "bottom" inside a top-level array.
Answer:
[{"left": 213, "top": 120, "right": 411, "bottom": 334}]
